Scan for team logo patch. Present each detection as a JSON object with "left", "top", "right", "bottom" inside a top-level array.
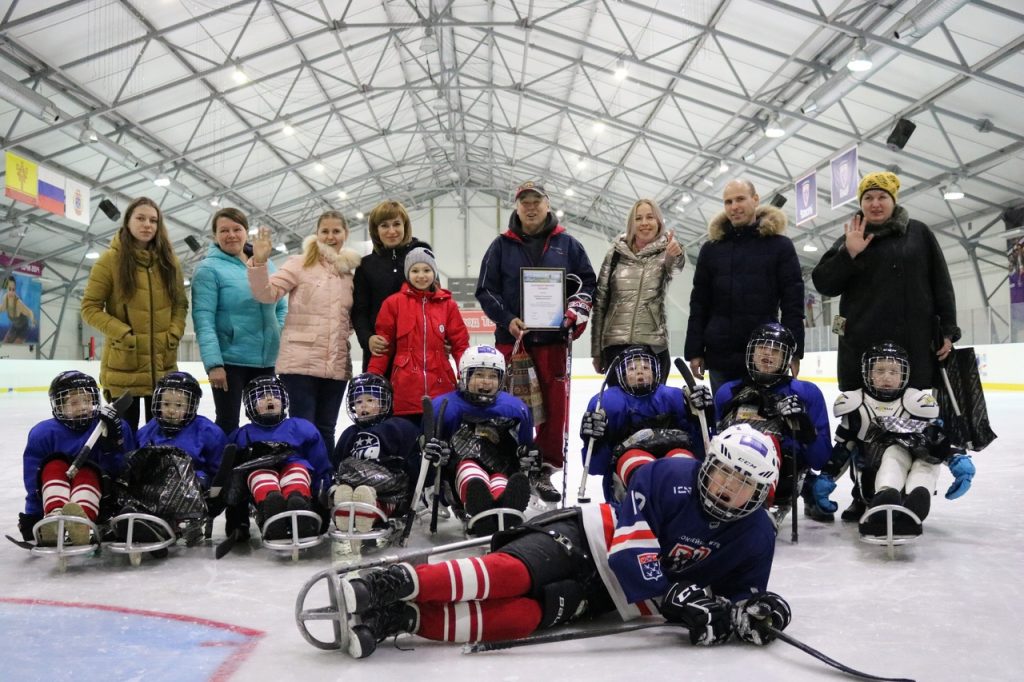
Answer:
[
  {"left": 352, "top": 432, "right": 381, "bottom": 461},
  {"left": 637, "top": 552, "right": 663, "bottom": 581}
]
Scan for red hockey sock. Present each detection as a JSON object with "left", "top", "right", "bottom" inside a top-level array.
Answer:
[
  {"left": 279, "top": 462, "right": 312, "bottom": 498},
  {"left": 489, "top": 473, "right": 508, "bottom": 500},
  {"left": 69, "top": 466, "right": 101, "bottom": 520},
  {"left": 416, "top": 597, "right": 542, "bottom": 642},
  {"left": 415, "top": 552, "right": 532, "bottom": 602},
  {"left": 616, "top": 448, "right": 656, "bottom": 487},
  {"left": 40, "top": 458, "right": 71, "bottom": 514},
  {"left": 455, "top": 460, "right": 489, "bottom": 503},
  {"left": 247, "top": 469, "right": 280, "bottom": 504}
]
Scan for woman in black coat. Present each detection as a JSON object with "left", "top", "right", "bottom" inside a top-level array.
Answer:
[{"left": 351, "top": 200, "right": 432, "bottom": 372}]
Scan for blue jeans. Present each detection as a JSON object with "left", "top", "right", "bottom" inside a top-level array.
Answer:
[
  {"left": 278, "top": 374, "right": 348, "bottom": 451},
  {"left": 212, "top": 365, "right": 276, "bottom": 435}
]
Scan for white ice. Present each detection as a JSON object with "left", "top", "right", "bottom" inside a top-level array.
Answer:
[{"left": 0, "top": 379, "right": 1020, "bottom": 682}]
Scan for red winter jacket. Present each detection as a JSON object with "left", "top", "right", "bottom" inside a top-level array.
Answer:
[{"left": 368, "top": 283, "right": 470, "bottom": 415}]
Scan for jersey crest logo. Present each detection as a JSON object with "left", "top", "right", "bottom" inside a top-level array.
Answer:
[
  {"left": 352, "top": 432, "right": 382, "bottom": 461},
  {"left": 637, "top": 552, "right": 663, "bottom": 581},
  {"left": 664, "top": 543, "right": 712, "bottom": 573}
]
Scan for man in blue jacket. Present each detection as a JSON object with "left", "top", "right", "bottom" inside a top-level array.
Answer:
[
  {"left": 476, "top": 181, "right": 596, "bottom": 503},
  {"left": 684, "top": 179, "right": 804, "bottom": 397}
]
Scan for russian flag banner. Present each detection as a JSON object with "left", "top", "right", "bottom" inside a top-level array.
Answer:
[{"left": 37, "top": 165, "right": 66, "bottom": 216}]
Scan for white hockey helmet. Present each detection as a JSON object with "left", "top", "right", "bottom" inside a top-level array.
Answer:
[
  {"left": 698, "top": 423, "right": 779, "bottom": 522},
  {"left": 458, "top": 345, "right": 506, "bottom": 406}
]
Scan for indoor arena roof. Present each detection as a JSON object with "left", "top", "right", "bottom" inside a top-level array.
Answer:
[{"left": 1, "top": 0, "right": 1023, "bottom": 299}]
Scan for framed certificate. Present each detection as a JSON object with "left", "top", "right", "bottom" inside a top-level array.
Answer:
[{"left": 520, "top": 267, "right": 565, "bottom": 329}]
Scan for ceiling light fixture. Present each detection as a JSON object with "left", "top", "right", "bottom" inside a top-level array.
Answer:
[
  {"left": 718, "top": 160, "right": 730, "bottom": 174},
  {"left": 943, "top": 182, "right": 965, "bottom": 201},
  {"left": 338, "top": 190, "right": 348, "bottom": 200},
  {"left": 592, "top": 120, "right": 606, "bottom": 134},
  {"left": 153, "top": 176, "right": 171, "bottom": 188},
  {"left": 209, "top": 196, "right": 221, "bottom": 207},
  {"left": 85, "top": 250, "right": 100, "bottom": 260},
  {"left": 0, "top": 71, "right": 61, "bottom": 122},
  {"left": 232, "top": 65, "right": 248, "bottom": 84},
  {"left": 556, "top": 209, "right": 565, "bottom": 218},
  {"left": 565, "top": 188, "right": 575, "bottom": 197},
  {"left": 356, "top": 211, "right": 365, "bottom": 220},
  {"left": 420, "top": 28, "right": 439, "bottom": 54},
  {"left": 314, "top": 161, "right": 325, "bottom": 173},
  {"left": 763, "top": 114, "right": 785, "bottom": 138},
  {"left": 614, "top": 59, "right": 628, "bottom": 81},
  {"left": 79, "top": 123, "right": 99, "bottom": 143},
  {"left": 680, "top": 193, "right": 693, "bottom": 204},
  {"left": 846, "top": 39, "right": 873, "bottom": 72},
  {"left": 802, "top": 243, "right": 819, "bottom": 253},
  {"left": 281, "top": 120, "right": 295, "bottom": 136}
]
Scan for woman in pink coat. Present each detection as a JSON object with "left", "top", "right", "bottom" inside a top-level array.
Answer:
[
  {"left": 248, "top": 211, "right": 361, "bottom": 448},
  {"left": 368, "top": 247, "right": 470, "bottom": 421}
]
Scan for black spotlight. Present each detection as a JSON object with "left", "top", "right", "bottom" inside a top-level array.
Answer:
[
  {"left": 770, "top": 193, "right": 787, "bottom": 208},
  {"left": 98, "top": 198, "right": 121, "bottom": 221},
  {"left": 886, "top": 118, "right": 917, "bottom": 151},
  {"left": 184, "top": 235, "right": 203, "bottom": 253}
]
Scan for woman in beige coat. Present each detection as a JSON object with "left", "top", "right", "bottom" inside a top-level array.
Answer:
[
  {"left": 590, "top": 198, "right": 685, "bottom": 383},
  {"left": 80, "top": 197, "right": 188, "bottom": 430},
  {"left": 248, "top": 210, "right": 361, "bottom": 448}
]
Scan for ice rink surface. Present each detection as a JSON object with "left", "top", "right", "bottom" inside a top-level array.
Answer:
[{"left": 1, "top": 378, "right": 1020, "bottom": 682}]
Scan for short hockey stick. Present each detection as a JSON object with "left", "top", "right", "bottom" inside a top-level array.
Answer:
[
  {"left": 428, "top": 398, "right": 449, "bottom": 534},
  {"left": 577, "top": 354, "right": 619, "bottom": 504},
  {"left": 66, "top": 392, "right": 133, "bottom": 480},
  {"left": 398, "top": 397, "right": 436, "bottom": 546},
  {"left": 673, "top": 357, "right": 711, "bottom": 454}
]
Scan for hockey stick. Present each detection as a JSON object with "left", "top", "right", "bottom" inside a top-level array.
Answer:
[
  {"left": 398, "top": 397, "right": 436, "bottom": 547},
  {"left": 428, "top": 398, "right": 449, "bottom": 534},
  {"left": 932, "top": 315, "right": 973, "bottom": 450},
  {"left": 6, "top": 534, "right": 34, "bottom": 550},
  {"left": 576, "top": 356, "right": 618, "bottom": 504},
  {"left": 559, "top": 273, "right": 587, "bottom": 509},
  {"left": 214, "top": 528, "right": 245, "bottom": 560},
  {"left": 768, "top": 626, "right": 915, "bottom": 682},
  {"left": 673, "top": 357, "right": 711, "bottom": 454},
  {"left": 208, "top": 444, "right": 238, "bottom": 499},
  {"left": 66, "top": 392, "right": 134, "bottom": 480},
  {"left": 463, "top": 620, "right": 675, "bottom": 653}
]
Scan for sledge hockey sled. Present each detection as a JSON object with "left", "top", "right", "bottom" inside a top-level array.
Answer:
[
  {"left": 105, "top": 511, "right": 176, "bottom": 566},
  {"left": 260, "top": 508, "right": 325, "bottom": 561},
  {"left": 858, "top": 504, "right": 921, "bottom": 559},
  {"left": 27, "top": 513, "right": 100, "bottom": 572}
]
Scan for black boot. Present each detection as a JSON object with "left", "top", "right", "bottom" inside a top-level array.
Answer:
[
  {"left": 347, "top": 602, "right": 419, "bottom": 659},
  {"left": 801, "top": 474, "right": 835, "bottom": 523},
  {"left": 464, "top": 478, "right": 497, "bottom": 537},
  {"left": 841, "top": 495, "right": 867, "bottom": 522},
  {"left": 859, "top": 488, "right": 900, "bottom": 537},
  {"left": 498, "top": 472, "right": 531, "bottom": 512},
  {"left": 258, "top": 491, "right": 288, "bottom": 540},
  {"left": 342, "top": 562, "right": 419, "bottom": 615},
  {"left": 287, "top": 492, "right": 321, "bottom": 538},
  {"left": 531, "top": 464, "right": 562, "bottom": 503},
  {"left": 895, "top": 487, "right": 930, "bottom": 536}
]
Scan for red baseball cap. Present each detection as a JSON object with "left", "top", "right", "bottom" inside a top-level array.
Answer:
[{"left": 514, "top": 181, "right": 548, "bottom": 201}]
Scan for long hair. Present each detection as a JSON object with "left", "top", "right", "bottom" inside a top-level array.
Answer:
[
  {"left": 626, "top": 198, "right": 665, "bottom": 245},
  {"left": 367, "top": 201, "right": 411, "bottom": 254},
  {"left": 303, "top": 210, "right": 350, "bottom": 268},
  {"left": 116, "top": 197, "right": 182, "bottom": 303}
]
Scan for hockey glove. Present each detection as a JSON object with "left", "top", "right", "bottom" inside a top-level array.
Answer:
[
  {"left": 811, "top": 474, "right": 838, "bottom": 513},
  {"left": 18, "top": 512, "right": 42, "bottom": 543},
  {"left": 561, "top": 294, "right": 593, "bottom": 340},
  {"left": 97, "top": 403, "right": 125, "bottom": 449},
  {"left": 517, "top": 445, "right": 541, "bottom": 472},
  {"left": 687, "top": 385, "right": 713, "bottom": 412},
  {"left": 423, "top": 437, "right": 451, "bottom": 467},
  {"left": 776, "top": 395, "right": 815, "bottom": 445},
  {"left": 945, "top": 454, "right": 975, "bottom": 500},
  {"left": 732, "top": 592, "right": 791, "bottom": 645},
  {"left": 660, "top": 583, "right": 733, "bottom": 646},
  {"left": 581, "top": 409, "right": 607, "bottom": 439}
]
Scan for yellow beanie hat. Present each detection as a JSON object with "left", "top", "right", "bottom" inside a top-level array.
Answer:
[{"left": 858, "top": 172, "right": 900, "bottom": 202}]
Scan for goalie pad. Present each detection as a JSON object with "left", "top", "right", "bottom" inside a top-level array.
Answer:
[
  {"left": 113, "top": 446, "right": 208, "bottom": 522},
  {"left": 450, "top": 416, "right": 521, "bottom": 475},
  {"left": 335, "top": 458, "right": 410, "bottom": 513}
]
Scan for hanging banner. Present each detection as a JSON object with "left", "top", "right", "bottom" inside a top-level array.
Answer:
[
  {"left": 830, "top": 146, "right": 859, "bottom": 210},
  {"left": 1, "top": 272, "right": 41, "bottom": 345},
  {"left": 37, "top": 165, "right": 66, "bottom": 216},
  {"left": 65, "top": 177, "right": 92, "bottom": 226},
  {"left": 795, "top": 170, "right": 817, "bottom": 226},
  {"left": 0, "top": 253, "right": 45, "bottom": 277},
  {"left": 4, "top": 151, "right": 38, "bottom": 207}
]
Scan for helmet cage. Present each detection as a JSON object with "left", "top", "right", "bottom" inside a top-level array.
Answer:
[
  {"left": 243, "top": 377, "right": 289, "bottom": 426},
  {"left": 346, "top": 374, "right": 394, "bottom": 426},
  {"left": 861, "top": 343, "right": 910, "bottom": 401},
  {"left": 698, "top": 425, "right": 779, "bottom": 522},
  {"left": 614, "top": 346, "right": 661, "bottom": 396}
]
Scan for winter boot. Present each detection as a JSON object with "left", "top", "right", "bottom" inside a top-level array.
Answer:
[
  {"left": 61, "top": 502, "right": 92, "bottom": 546},
  {"left": 347, "top": 602, "right": 419, "bottom": 659},
  {"left": 36, "top": 509, "right": 62, "bottom": 547},
  {"left": 841, "top": 491, "right": 867, "bottom": 522},
  {"left": 497, "top": 472, "right": 531, "bottom": 513},
  {"left": 287, "top": 492, "right": 321, "bottom": 538},
  {"left": 895, "top": 487, "right": 930, "bottom": 536},
  {"left": 352, "top": 485, "right": 378, "bottom": 533},
  {"left": 531, "top": 464, "right": 562, "bottom": 503},
  {"left": 859, "top": 488, "right": 900, "bottom": 537},
  {"left": 464, "top": 478, "right": 497, "bottom": 537},
  {"left": 259, "top": 491, "right": 288, "bottom": 540},
  {"left": 342, "top": 562, "right": 419, "bottom": 615},
  {"left": 800, "top": 475, "right": 835, "bottom": 523}
]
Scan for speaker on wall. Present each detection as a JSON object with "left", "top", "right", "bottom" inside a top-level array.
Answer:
[
  {"left": 770, "top": 193, "right": 787, "bottom": 208},
  {"left": 98, "top": 198, "right": 120, "bottom": 221},
  {"left": 184, "top": 235, "right": 203, "bottom": 253},
  {"left": 886, "top": 118, "right": 917, "bottom": 151}
]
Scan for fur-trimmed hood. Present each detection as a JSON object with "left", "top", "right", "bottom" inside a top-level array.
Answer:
[
  {"left": 707, "top": 205, "right": 787, "bottom": 242},
  {"left": 302, "top": 234, "right": 362, "bottom": 274}
]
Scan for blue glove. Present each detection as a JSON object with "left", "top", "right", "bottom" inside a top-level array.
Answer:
[
  {"left": 811, "top": 474, "right": 838, "bottom": 513},
  {"left": 945, "top": 454, "right": 975, "bottom": 500}
]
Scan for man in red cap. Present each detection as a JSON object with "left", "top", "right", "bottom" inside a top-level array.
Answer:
[{"left": 475, "top": 181, "right": 596, "bottom": 503}]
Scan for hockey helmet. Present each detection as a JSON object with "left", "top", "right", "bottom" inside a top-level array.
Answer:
[
  {"left": 698, "top": 423, "right": 779, "bottom": 522},
  {"left": 614, "top": 345, "right": 660, "bottom": 396},
  {"left": 153, "top": 371, "right": 202, "bottom": 434},
  {"left": 459, "top": 345, "right": 506, "bottom": 406},
  {"left": 48, "top": 370, "right": 100, "bottom": 432},
  {"left": 346, "top": 373, "right": 394, "bottom": 426},
  {"left": 861, "top": 341, "right": 910, "bottom": 401},
  {"left": 243, "top": 375, "right": 289, "bottom": 426},
  {"left": 745, "top": 323, "right": 795, "bottom": 387}
]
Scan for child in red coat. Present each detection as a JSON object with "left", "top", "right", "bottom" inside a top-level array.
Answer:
[{"left": 368, "top": 247, "right": 470, "bottom": 421}]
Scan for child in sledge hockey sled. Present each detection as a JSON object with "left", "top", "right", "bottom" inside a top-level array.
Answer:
[
  {"left": 336, "top": 423, "right": 790, "bottom": 659},
  {"left": 808, "top": 342, "right": 975, "bottom": 538},
  {"left": 713, "top": 323, "right": 831, "bottom": 525},
  {"left": 579, "top": 344, "right": 707, "bottom": 503},
  {"left": 225, "top": 376, "right": 333, "bottom": 542},
  {"left": 428, "top": 345, "right": 537, "bottom": 537},
  {"left": 111, "top": 371, "right": 228, "bottom": 551},
  {"left": 18, "top": 371, "right": 135, "bottom": 547},
  {"left": 330, "top": 373, "right": 422, "bottom": 537}
]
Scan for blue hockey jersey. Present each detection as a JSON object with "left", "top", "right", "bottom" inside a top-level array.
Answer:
[
  {"left": 230, "top": 418, "right": 333, "bottom": 494},
  {"left": 334, "top": 417, "right": 423, "bottom": 480},
  {"left": 21, "top": 416, "right": 137, "bottom": 516},
  {"left": 432, "top": 391, "right": 534, "bottom": 445},
  {"left": 581, "top": 384, "right": 705, "bottom": 502},
  {"left": 137, "top": 415, "right": 228, "bottom": 488},
  {"left": 605, "top": 456, "right": 776, "bottom": 604}
]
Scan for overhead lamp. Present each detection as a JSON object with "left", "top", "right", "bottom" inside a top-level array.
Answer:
[
  {"left": 420, "top": 28, "right": 438, "bottom": 54},
  {"left": 680, "top": 193, "right": 693, "bottom": 204},
  {"left": 592, "top": 120, "right": 606, "bottom": 134},
  {"left": 943, "top": 182, "right": 964, "bottom": 201},
  {"left": 0, "top": 71, "right": 61, "bottom": 122},
  {"left": 232, "top": 65, "right": 248, "bottom": 84},
  {"left": 153, "top": 176, "right": 171, "bottom": 188},
  {"left": 576, "top": 158, "right": 587, "bottom": 170},
  {"left": 79, "top": 123, "right": 99, "bottom": 143},
  {"left": 209, "top": 196, "right": 221, "bottom": 207},
  {"left": 448, "top": 170, "right": 461, "bottom": 181},
  {"left": 676, "top": 204, "right": 686, "bottom": 213},
  {"left": 742, "top": 150, "right": 758, "bottom": 162},
  {"left": 702, "top": 177, "right": 715, "bottom": 187},
  {"left": 275, "top": 244, "right": 288, "bottom": 253},
  {"left": 556, "top": 209, "right": 565, "bottom": 218},
  {"left": 338, "top": 190, "right": 348, "bottom": 200},
  {"left": 718, "top": 160, "right": 730, "bottom": 174},
  {"left": 432, "top": 95, "right": 447, "bottom": 113},
  {"left": 281, "top": 120, "right": 295, "bottom": 136},
  {"left": 763, "top": 114, "right": 785, "bottom": 138},
  {"left": 314, "top": 161, "right": 325, "bottom": 173},
  {"left": 846, "top": 39, "right": 872, "bottom": 72},
  {"left": 614, "top": 59, "right": 628, "bottom": 81},
  {"left": 800, "top": 98, "right": 819, "bottom": 115},
  {"left": 802, "top": 243, "right": 819, "bottom": 253},
  {"left": 356, "top": 211, "right": 365, "bottom": 220},
  {"left": 86, "top": 250, "right": 100, "bottom": 259},
  {"left": 183, "top": 278, "right": 191, "bottom": 287}
]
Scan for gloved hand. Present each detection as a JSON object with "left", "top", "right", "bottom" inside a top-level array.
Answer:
[
  {"left": 776, "top": 394, "right": 805, "bottom": 417},
  {"left": 776, "top": 395, "right": 815, "bottom": 445},
  {"left": 562, "top": 294, "right": 593, "bottom": 340},
  {"left": 688, "top": 385, "right": 713, "bottom": 412},
  {"left": 517, "top": 445, "right": 540, "bottom": 472},
  {"left": 732, "top": 592, "right": 791, "bottom": 645},
  {"left": 945, "top": 454, "right": 975, "bottom": 500},
  {"left": 97, "top": 403, "right": 125, "bottom": 448},
  {"left": 811, "top": 474, "right": 838, "bottom": 513},
  {"left": 18, "top": 512, "right": 42, "bottom": 543},
  {"left": 423, "top": 437, "right": 451, "bottom": 466},
  {"left": 660, "top": 583, "right": 733, "bottom": 646},
  {"left": 581, "top": 409, "right": 607, "bottom": 439}
]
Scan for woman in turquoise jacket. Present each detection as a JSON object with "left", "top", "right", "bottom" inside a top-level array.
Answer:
[{"left": 191, "top": 207, "right": 287, "bottom": 434}]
